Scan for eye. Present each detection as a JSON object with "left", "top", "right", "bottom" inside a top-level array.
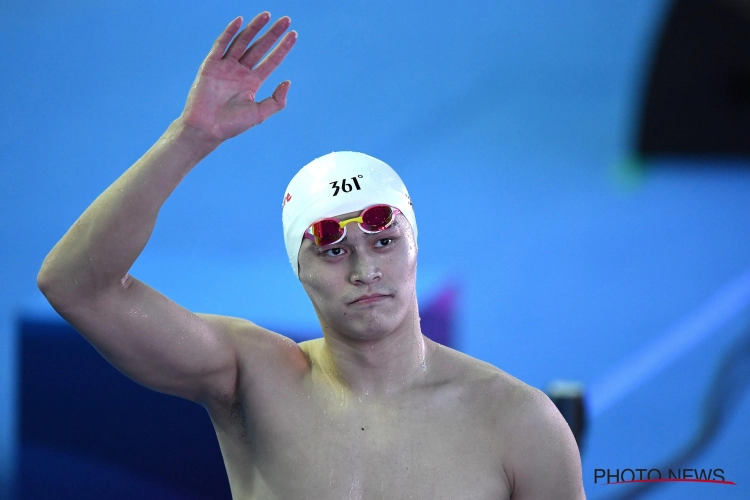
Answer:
[
  {"left": 322, "top": 247, "right": 346, "bottom": 257},
  {"left": 375, "top": 238, "right": 393, "bottom": 247}
]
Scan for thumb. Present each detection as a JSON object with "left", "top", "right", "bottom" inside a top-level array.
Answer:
[{"left": 256, "top": 80, "right": 291, "bottom": 123}]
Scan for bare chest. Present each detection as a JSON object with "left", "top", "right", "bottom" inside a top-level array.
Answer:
[{"left": 216, "top": 380, "right": 511, "bottom": 499}]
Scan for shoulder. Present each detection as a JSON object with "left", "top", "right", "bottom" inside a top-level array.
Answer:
[
  {"left": 428, "top": 341, "right": 565, "bottom": 421},
  {"left": 426, "top": 341, "right": 529, "bottom": 404},
  {"left": 429, "top": 343, "right": 584, "bottom": 499},
  {"left": 425, "top": 342, "right": 539, "bottom": 426}
]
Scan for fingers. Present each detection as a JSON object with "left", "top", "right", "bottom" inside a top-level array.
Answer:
[
  {"left": 224, "top": 12, "right": 271, "bottom": 61},
  {"left": 207, "top": 16, "right": 243, "bottom": 60},
  {"left": 256, "top": 81, "right": 291, "bottom": 123},
  {"left": 238, "top": 16, "right": 292, "bottom": 69},
  {"left": 253, "top": 31, "right": 297, "bottom": 83}
]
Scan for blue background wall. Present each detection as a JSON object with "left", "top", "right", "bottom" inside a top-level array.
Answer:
[{"left": 2, "top": 0, "right": 750, "bottom": 498}]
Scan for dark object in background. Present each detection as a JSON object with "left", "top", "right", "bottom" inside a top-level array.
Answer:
[
  {"left": 20, "top": 318, "right": 228, "bottom": 500},
  {"left": 636, "top": 0, "right": 750, "bottom": 158},
  {"left": 547, "top": 380, "right": 587, "bottom": 453}
]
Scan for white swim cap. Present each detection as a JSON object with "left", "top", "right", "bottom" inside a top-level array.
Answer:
[{"left": 282, "top": 151, "right": 417, "bottom": 277}]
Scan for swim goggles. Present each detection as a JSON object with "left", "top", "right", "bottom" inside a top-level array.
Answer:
[{"left": 303, "top": 204, "right": 402, "bottom": 246}]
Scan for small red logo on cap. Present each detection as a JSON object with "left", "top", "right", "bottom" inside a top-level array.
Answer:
[{"left": 282, "top": 192, "right": 292, "bottom": 207}]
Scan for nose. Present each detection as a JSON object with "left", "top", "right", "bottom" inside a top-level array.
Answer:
[{"left": 349, "top": 250, "right": 382, "bottom": 285}]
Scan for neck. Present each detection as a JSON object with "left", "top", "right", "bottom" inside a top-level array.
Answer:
[{"left": 317, "top": 302, "right": 433, "bottom": 398}]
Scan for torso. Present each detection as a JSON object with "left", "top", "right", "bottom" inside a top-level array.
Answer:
[{"left": 207, "top": 337, "right": 527, "bottom": 500}]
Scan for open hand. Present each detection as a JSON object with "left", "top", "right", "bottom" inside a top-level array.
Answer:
[{"left": 179, "top": 13, "right": 297, "bottom": 142}]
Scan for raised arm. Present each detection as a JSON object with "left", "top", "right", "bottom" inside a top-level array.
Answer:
[{"left": 36, "top": 13, "right": 298, "bottom": 406}]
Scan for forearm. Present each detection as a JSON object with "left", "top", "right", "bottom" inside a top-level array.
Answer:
[{"left": 38, "top": 119, "right": 220, "bottom": 301}]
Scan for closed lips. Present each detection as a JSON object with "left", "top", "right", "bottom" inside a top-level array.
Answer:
[{"left": 350, "top": 294, "right": 390, "bottom": 304}]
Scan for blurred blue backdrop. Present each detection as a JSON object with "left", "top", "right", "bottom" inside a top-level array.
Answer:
[{"left": 2, "top": 0, "right": 750, "bottom": 498}]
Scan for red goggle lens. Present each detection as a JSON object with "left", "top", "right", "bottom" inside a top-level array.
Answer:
[
  {"left": 312, "top": 219, "right": 345, "bottom": 246},
  {"left": 360, "top": 205, "right": 393, "bottom": 231}
]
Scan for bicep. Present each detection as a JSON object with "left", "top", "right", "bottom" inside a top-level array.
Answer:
[
  {"left": 507, "top": 389, "right": 585, "bottom": 500},
  {"left": 55, "top": 275, "right": 244, "bottom": 405}
]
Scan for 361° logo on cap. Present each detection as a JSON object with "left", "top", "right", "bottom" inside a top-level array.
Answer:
[
  {"left": 329, "top": 175, "right": 364, "bottom": 197},
  {"left": 282, "top": 192, "right": 292, "bottom": 207}
]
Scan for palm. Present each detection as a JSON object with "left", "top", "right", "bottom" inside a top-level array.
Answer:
[{"left": 181, "top": 13, "right": 297, "bottom": 141}]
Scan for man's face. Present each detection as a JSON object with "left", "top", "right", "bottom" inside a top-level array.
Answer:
[{"left": 297, "top": 210, "right": 418, "bottom": 341}]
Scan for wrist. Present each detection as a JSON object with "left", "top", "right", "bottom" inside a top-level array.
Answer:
[{"left": 168, "top": 117, "right": 224, "bottom": 158}]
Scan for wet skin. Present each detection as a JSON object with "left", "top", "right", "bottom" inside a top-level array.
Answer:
[
  {"left": 36, "top": 13, "right": 585, "bottom": 499},
  {"left": 202, "top": 212, "right": 585, "bottom": 499}
]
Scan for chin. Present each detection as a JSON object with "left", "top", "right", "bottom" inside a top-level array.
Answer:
[{"left": 335, "top": 307, "right": 407, "bottom": 341}]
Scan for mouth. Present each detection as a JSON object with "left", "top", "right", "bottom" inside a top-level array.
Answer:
[{"left": 349, "top": 294, "right": 392, "bottom": 305}]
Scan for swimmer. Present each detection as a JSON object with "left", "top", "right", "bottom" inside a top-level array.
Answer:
[{"left": 37, "top": 12, "right": 585, "bottom": 499}]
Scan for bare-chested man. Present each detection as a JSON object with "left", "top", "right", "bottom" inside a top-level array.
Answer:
[{"left": 37, "top": 12, "right": 585, "bottom": 499}]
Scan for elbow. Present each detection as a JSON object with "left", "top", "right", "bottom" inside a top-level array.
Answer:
[
  {"left": 36, "top": 264, "right": 54, "bottom": 296},
  {"left": 37, "top": 248, "right": 61, "bottom": 294},
  {"left": 36, "top": 263, "right": 67, "bottom": 306},
  {"left": 36, "top": 261, "right": 80, "bottom": 306},
  {"left": 37, "top": 259, "right": 114, "bottom": 306}
]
